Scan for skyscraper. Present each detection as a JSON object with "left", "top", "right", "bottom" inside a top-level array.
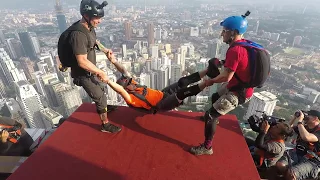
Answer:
[
  {"left": 150, "top": 45, "right": 158, "bottom": 59},
  {"left": 157, "top": 66, "right": 169, "bottom": 90},
  {"left": 55, "top": 0, "right": 68, "bottom": 33},
  {"left": 140, "top": 73, "right": 151, "bottom": 87},
  {"left": 15, "top": 80, "right": 45, "bottom": 128},
  {"left": 106, "top": 72, "right": 118, "bottom": 104},
  {"left": 155, "top": 28, "right": 162, "bottom": 41},
  {"left": 243, "top": 91, "right": 278, "bottom": 121},
  {"left": 207, "top": 39, "right": 221, "bottom": 58},
  {"left": 170, "top": 65, "right": 181, "bottom": 85},
  {"left": 124, "top": 21, "right": 132, "bottom": 41},
  {"left": 255, "top": 21, "right": 259, "bottom": 35},
  {"left": 18, "top": 32, "right": 40, "bottom": 59},
  {"left": 122, "top": 44, "right": 127, "bottom": 58},
  {"left": 180, "top": 45, "right": 187, "bottom": 72},
  {"left": 0, "top": 29, "right": 5, "bottom": 44},
  {"left": 5, "top": 38, "right": 25, "bottom": 60},
  {"left": 20, "top": 57, "right": 35, "bottom": 80},
  {"left": 0, "top": 48, "right": 24, "bottom": 86},
  {"left": 147, "top": 22, "right": 155, "bottom": 46},
  {"left": 52, "top": 83, "right": 82, "bottom": 116}
]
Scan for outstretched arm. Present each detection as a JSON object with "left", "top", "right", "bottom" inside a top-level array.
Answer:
[
  {"left": 106, "top": 80, "right": 132, "bottom": 103},
  {"left": 106, "top": 51, "right": 132, "bottom": 77}
]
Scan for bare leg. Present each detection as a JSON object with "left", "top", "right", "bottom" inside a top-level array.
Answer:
[{"left": 99, "top": 112, "right": 108, "bottom": 124}]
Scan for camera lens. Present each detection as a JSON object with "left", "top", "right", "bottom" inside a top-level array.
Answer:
[{"left": 295, "top": 111, "right": 301, "bottom": 117}]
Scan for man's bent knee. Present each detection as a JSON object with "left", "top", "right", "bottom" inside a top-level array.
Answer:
[{"left": 97, "top": 107, "right": 108, "bottom": 114}]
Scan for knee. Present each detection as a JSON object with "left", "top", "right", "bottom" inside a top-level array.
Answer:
[
  {"left": 97, "top": 107, "right": 108, "bottom": 114},
  {"left": 276, "top": 161, "right": 287, "bottom": 173},
  {"left": 276, "top": 161, "right": 286, "bottom": 169},
  {"left": 204, "top": 108, "right": 220, "bottom": 123}
]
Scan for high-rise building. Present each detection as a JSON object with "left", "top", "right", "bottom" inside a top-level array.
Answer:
[
  {"left": 15, "top": 80, "right": 45, "bottom": 128},
  {"left": 5, "top": 38, "right": 25, "bottom": 60},
  {"left": 162, "top": 29, "right": 168, "bottom": 40},
  {"left": 243, "top": 91, "right": 278, "bottom": 121},
  {"left": 190, "top": 27, "right": 199, "bottom": 37},
  {"left": 37, "top": 61, "right": 49, "bottom": 74},
  {"left": 207, "top": 39, "right": 221, "bottom": 58},
  {"left": 122, "top": 44, "right": 127, "bottom": 58},
  {"left": 293, "top": 36, "right": 302, "bottom": 47},
  {"left": 5, "top": 38, "right": 18, "bottom": 59},
  {"left": 151, "top": 45, "right": 159, "bottom": 59},
  {"left": 255, "top": 21, "right": 259, "bottom": 35},
  {"left": 0, "top": 29, "right": 5, "bottom": 44},
  {"left": 0, "top": 48, "right": 24, "bottom": 86},
  {"left": 124, "top": 21, "right": 132, "bottom": 41},
  {"left": 157, "top": 66, "right": 169, "bottom": 90},
  {"left": 0, "top": 78, "right": 6, "bottom": 98},
  {"left": 20, "top": 57, "right": 35, "bottom": 80},
  {"left": 52, "top": 83, "right": 82, "bottom": 116},
  {"left": 18, "top": 32, "right": 40, "bottom": 59},
  {"left": 170, "top": 65, "right": 181, "bottom": 85},
  {"left": 145, "top": 60, "right": 151, "bottom": 72},
  {"left": 147, "top": 22, "right": 155, "bottom": 46},
  {"left": 150, "top": 71, "right": 158, "bottom": 90},
  {"left": 165, "top": 44, "right": 171, "bottom": 54},
  {"left": 33, "top": 71, "right": 47, "bottom": 96},
  {"left": 39, "top": 53, "right": 55, "bottom": 71},
  {"left": 155, "top": 28, "right": 162, "bottom": 41},
  {"left": 5, "top": 98, "right": 26, "bottom": 126},
  {"left": 105, "top": 71, "right": 118, "bottom": 104},
  {"left": 180, "top": 45, "right": 187, "bottom": 72},
  {"left": 140, "top": 73, "right": 151, "bottom": 87},
  {"left": 40, "top": 107, "right": 63, "bottom": 128},
  {"left": 55, "top": 0, "right": 68, "bottom": 33}
]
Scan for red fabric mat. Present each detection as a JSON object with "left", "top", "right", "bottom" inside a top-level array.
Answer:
[{"left": 8, "top": 103, "right": 260, "bottom": 180}]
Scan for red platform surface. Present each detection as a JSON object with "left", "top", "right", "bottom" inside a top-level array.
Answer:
[{"left": 8, "top": 103, "right": 260, "bottom": 180}]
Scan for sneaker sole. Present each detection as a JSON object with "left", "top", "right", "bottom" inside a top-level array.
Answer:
[
  {"left": 100, "top": 129, "right": 122, "bottom": 133},
  {"left": 190, "top": 150, "right": 213, "bottom": 156}
]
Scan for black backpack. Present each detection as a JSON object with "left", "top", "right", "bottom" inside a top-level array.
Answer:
[
  {"left": 230, "top": 39, "right": 271, "bottom": 89},
  {"left": 57, "top": 20, "right": 97, "bottom": 67}
]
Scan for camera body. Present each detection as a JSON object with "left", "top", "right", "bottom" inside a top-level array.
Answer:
[
  {"left": 294, "top": 110, "right": 308, "bottom": 118},
  {"left": 248, "top": 111, "right": 285, "bottom": 132}
]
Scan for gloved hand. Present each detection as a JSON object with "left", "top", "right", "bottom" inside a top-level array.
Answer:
[{"left": 206, "top": 58, "right": 221, "bottom": 78}]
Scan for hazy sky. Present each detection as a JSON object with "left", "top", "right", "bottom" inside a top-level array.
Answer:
[{"left": 1, "top": 0, "right": 319, "bottom": 10}]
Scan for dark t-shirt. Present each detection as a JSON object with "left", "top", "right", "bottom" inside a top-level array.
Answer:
[
  {"left": 69, "top": 23, "right": 97, "bottom": 78},
  {"left": 294, "top": 125, "right": 320, "bottom": 156}
]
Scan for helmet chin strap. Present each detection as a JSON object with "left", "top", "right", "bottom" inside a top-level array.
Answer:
[{"left": 83, "top": 16, "right": 94, "bottom": 30}]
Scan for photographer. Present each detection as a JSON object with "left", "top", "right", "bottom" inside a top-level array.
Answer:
[
  {"left": 0, "top": 116, "right": 33, "bottom": 156},
  {"left": 276, "top": 110, "right": 320, "bottom": 180},
  {"left": 248, "top": 115, "right": 293, "bottom": 169}
]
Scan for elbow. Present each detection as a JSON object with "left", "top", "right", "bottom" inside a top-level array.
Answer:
[
  {"left": 77, "top": 60, "right": 86, "bottom": 68},
  {"left": 300, "top": 135, "right": 308, "bottom": 142},
  {"left": 225, "top": 75, "right": 232, "bottom": 82}
]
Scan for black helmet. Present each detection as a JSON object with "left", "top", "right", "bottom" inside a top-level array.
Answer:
[
  {"left": 116, "top": 75, "right": 132, "bottom": 89},
  {"left": 80, "top": 0, "right": 108, "bottom": 18}
]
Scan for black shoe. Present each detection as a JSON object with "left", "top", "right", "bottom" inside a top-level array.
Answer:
[
  {"left": 101, "top": 123, "right": 121, "bottom": 133},
  {"left": 107, "top": 105, "right": 118, "bottom": 112},
  {"left": 206, "top": 58, "right": 220, "bottom": 78},
  {"left": 190, "top": 143, "right": 213, "bottom": 155}
]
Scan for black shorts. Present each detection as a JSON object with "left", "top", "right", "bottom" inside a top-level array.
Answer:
[{"left": 74, "top": 75, "right": 108, "bottom": 114}]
